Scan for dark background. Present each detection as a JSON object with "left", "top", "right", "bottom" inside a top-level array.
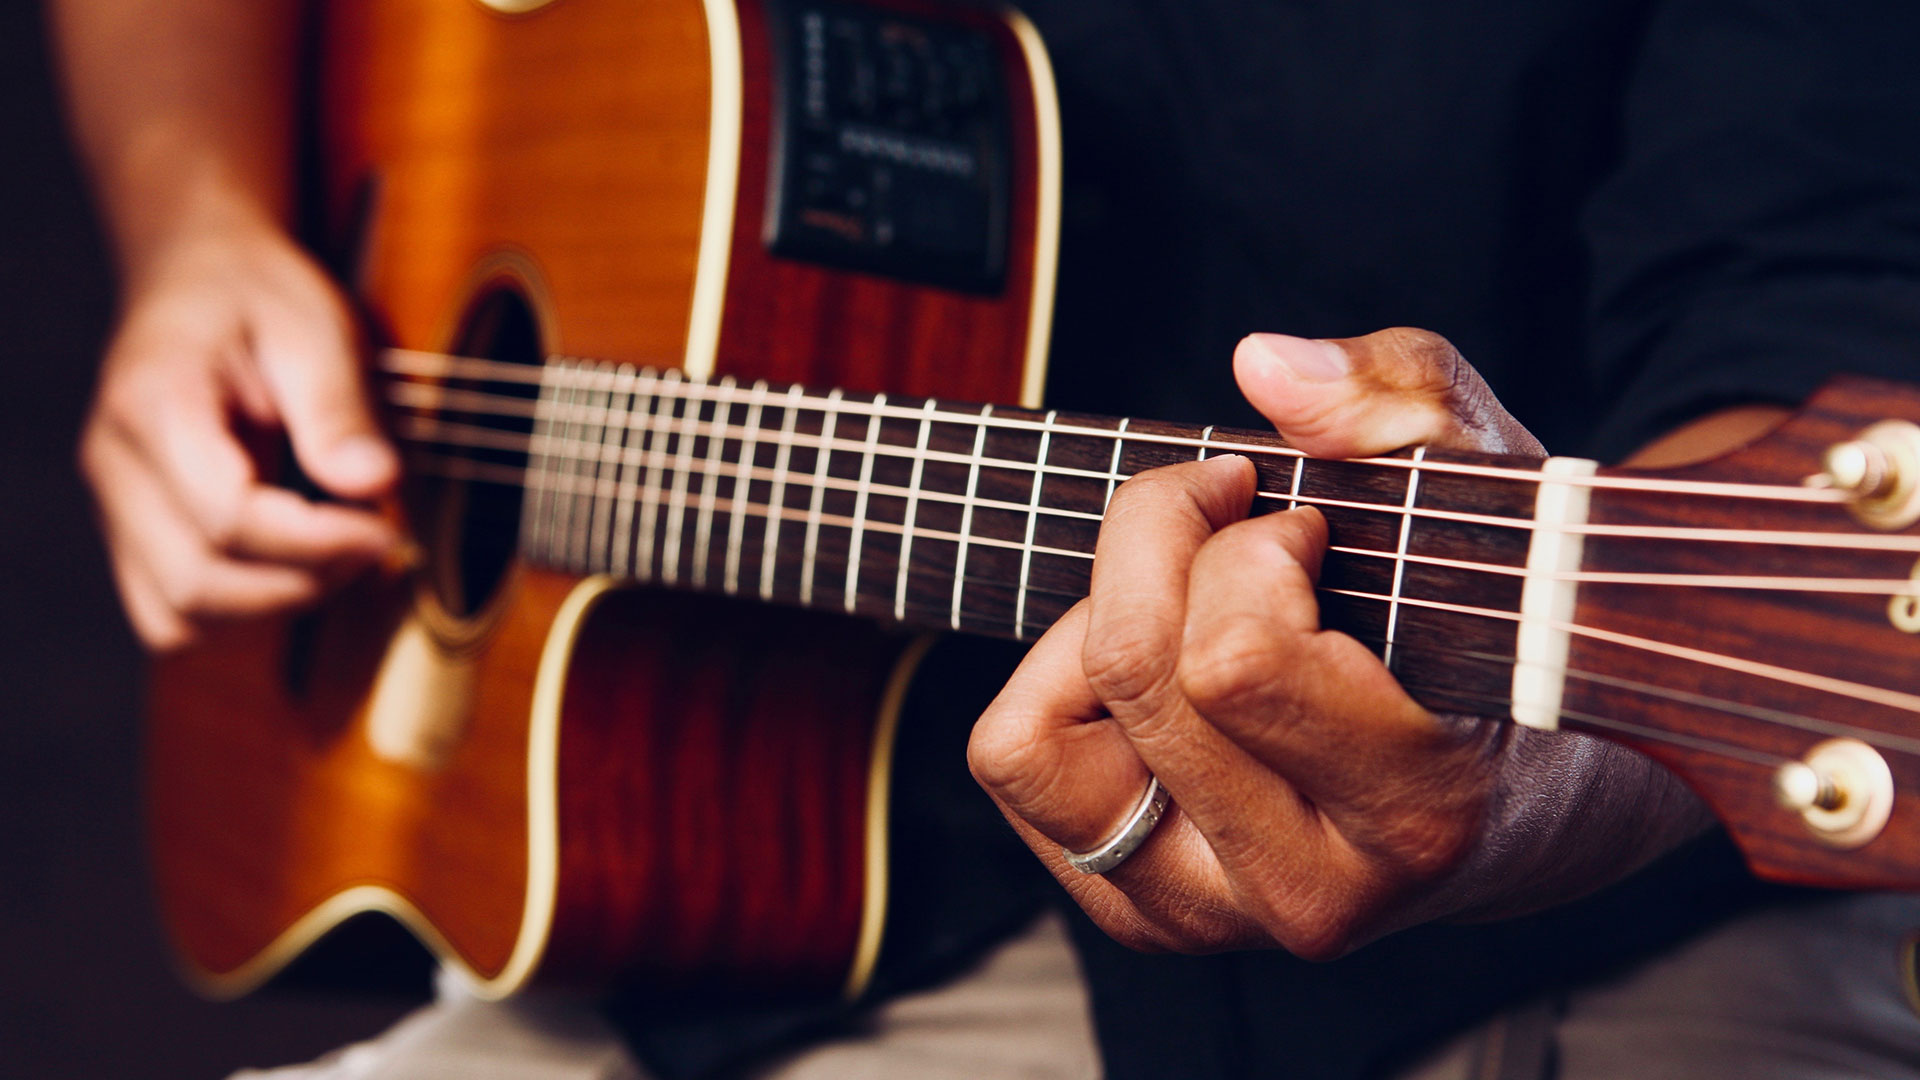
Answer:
[{"left": 1, "top": 4, "right": 416, "bottom": 1076}]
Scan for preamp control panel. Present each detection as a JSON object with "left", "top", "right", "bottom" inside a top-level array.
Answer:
[{"left": 765, "top": 0, "right": 1012, "bottom": 293}]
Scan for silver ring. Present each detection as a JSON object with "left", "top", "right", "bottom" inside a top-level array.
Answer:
[{"left": 1061, "top": 776, "right": 1172, "bottom": 875}]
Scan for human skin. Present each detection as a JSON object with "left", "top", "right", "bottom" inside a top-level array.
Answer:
[
  {"left": 967, "top": 329, "right": 1783, "bottom": 957},
  {"left": 54, "top": 0, "right": 398, "bottom": 651}
]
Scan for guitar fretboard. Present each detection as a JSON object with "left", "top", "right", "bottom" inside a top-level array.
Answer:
[{"left": 390, "top": 352, "right": 1564, "bottom": 721}]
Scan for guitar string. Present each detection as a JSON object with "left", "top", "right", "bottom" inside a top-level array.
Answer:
[
  {"left": 1382, "top": 676, "right": 1792, "bottom": 770},
  {"left": 415, "top": 445, "right": 1916, "bottom": 598},
  {"left": 485, "top": 462, "right": 1892, "bottom": 757},
  {"left": 394, "top": 354, "right": 1920, "bottom": 733},
  {"left": 409, "top": 449, "right": 1920, "bottom": 730},
  {"left": 1372, "top": 638, "right": 1920, "bottom": 758},
  {"left": 396, "top": 413, "right": 1920, "bottom": 595},
  {"left": 380, "top": 351, "right": 1848, "bottom": 506},
  {"left": 410, "top": 438, "right": 1906, "bottom": 775},
  {"left": 385, "top": 379, "right": 1916, "bottom": 557},
  {"left": 1355, "top": 641, "right": 1796, "bottom": 768},
  {"left": 1316, "top": 586, "right": 1920, "bottom": 716}
]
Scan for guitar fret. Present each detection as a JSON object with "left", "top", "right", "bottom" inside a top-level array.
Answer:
[
  {"left": 577, "top": 366, "right": 610, "bottom": 571},
  {"left": 556, "top": 361, "right": 595, "bottom": 570},
  {"left": 894, "top": 399, "right": 939, "bottom": 622},
  {"left": 523, "top": 364, "right": 565, "bottom": 564},
  {"left": 800, "top": 389, "right": 845, "bottom": 608},
  {"left": 760, "top": 385, "right": 805, "bottom": 602},
  {"left": 608, "top": 365, "right": 642, "bottom": 576},
  {"left": 1014, "top": 410, "right": 1059, "bottom": 640},
  {"left": 844, "top": 393, "right": 887, "bottom": 614},
  {"left": 1104, "top": 417, "right": 1129, "bottom": 510},
  {"left": 1197, "top": 424, "right": 1215, "bottom": 460},
  {"left": 662, "top": 376, "right": 704, "bottom": 586},
  {"left": 1382, "top": 447, "right": 1426, "bottom": 670},
  {"left": 951, "top": 403, "right": 995, "bottom": 631},
  {"left": 725, "top": 380, "right": 769, "bottom": 596},
  {"left": 1288, "top": 453, "right": 1304, "bottom": 510},
  {"left": 537, "top": 361, "right": 570, "bottom": 567},
  {"left": 635, "top": 370, "right": 678, "bottom": 581},
  {"left": 692, "top": 376, "right": 735, "bottom": 589},
  {"left": 586, "top": 368, "right": 623, "bottom": 573}
]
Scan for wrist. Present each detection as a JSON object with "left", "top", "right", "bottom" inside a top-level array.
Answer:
[
  {"left": 118, "top": 188, "right": 304, "bottom": 309},
  {"left": 1447, "top": 731, "right": 1714, "bottom": 924},
  {"left": 105, "top": 128, "right": 292, "bottom": 295}
]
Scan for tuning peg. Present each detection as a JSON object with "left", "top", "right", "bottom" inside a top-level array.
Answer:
[
  {"left": 1821, "top": 440, "right": 1893, "bottom": 498},
  {"left": 1819, "top": 421, "right": 1920, "bottom": 530},
  {"left": 1773, "top": 739, "right": 1894, "bottom": 849},
  {"left": 1773, "top": 760, "right": 1843, "bottom": 813}
]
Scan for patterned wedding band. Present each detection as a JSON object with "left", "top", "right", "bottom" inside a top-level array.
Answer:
[{"left": 1062, "top": 776, "right": 1172, "bottom": 875}]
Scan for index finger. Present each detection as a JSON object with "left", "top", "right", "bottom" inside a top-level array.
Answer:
[
  {"left": 1081, "top": 456, "right": 1326, "bottom": 863},
  {"left": 1082, "top": 455, "right": 1255, "bottom": 747}
]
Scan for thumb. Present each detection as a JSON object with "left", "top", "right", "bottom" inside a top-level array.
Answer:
[
  {"left": 1232, "top": 327, "right": 1543, "bottom": 459},
  {"left": 251, "top": 293, "right": 399, "bottom": 501}
]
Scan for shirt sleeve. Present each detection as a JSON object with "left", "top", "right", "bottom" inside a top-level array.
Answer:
[{"left": 1583, "top": 0, "right": 1920, "bottom": 460}]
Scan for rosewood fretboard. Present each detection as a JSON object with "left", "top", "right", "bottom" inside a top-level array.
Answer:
[{"left": 389, "top": 350, "right": 1558, "bottom": 722}]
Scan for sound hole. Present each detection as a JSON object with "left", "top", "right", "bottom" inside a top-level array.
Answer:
[{"left": 417, "top": 284, "right": 543, "bottom": 620}]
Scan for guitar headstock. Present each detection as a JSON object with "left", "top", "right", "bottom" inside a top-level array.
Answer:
[{"left": 1567, "top": 376, "right": 1920, "bottom": 890}]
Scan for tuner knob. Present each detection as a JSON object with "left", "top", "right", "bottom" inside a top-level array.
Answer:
[
  {"left": 1821, "top": 440, "right": 1893, "bottom": 499},
  {"left": 1773, "top": 739, "right": 1894, "bottom": 849},
  {"left": 1773, "top": 761, "right": 1843, "bottom": 813},
  {"left": 1820, "top": 420, "right": 1920, "bottom": 530}
]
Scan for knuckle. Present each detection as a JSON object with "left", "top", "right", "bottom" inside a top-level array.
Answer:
[
  {"left": 156, "top": 559, "right": 212, "bottom": 618},
  {"left": 965, "top": 710, "right": 1032, "bottom": 792},
  {"left": 1089, "top": 897, "right": 1248, "bottom": 956},
  {"left": 1082, "top": 620, "right": 1178, "bottom": 713},
  {"left": 1270, "top": 897, "right": 1363, "bottom": 963},
  {"left": 1161, "top": 908, "right": 1253, "bottom": 955},
  {"left": 197, "top": 492, "right": 249, "bottom": 553},
  {"left": 1379, "top": 326, "right": 1462, "bottom": 382},
  {"left": 1099, "top": 915, "right": 1171, "bottom": 955},
  {"left": 966, "top": 710, "right": 1071, "bottom": 814},
  {"left": 1381, "top": 810, "right": 1477, "bottom": 882},
  {"left": 1380, "top": 326, "right": 1492, "bottom": 423},
  {"left": 1176, "top": 617, "right": 1280, "bottom": 720}
]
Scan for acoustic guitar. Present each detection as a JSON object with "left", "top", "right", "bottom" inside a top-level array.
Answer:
[{"left": 151, "top": 0, "right": 1920, "bottom": 1008}]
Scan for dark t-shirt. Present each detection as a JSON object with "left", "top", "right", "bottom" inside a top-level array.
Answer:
[{"left": 611, "top": 1, "right": 1920, "bottom": 1076}]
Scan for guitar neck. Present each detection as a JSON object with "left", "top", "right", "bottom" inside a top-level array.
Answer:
[{"left": 390, "top": 350, "right": 1567, "bottom": 725}]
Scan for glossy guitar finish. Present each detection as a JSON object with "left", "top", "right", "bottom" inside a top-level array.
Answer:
[{"left": 150, "top": 0, "right": 1059, "bottom": 1000}]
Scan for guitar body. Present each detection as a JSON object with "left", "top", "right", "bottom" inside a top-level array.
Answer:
[{"left": 149, "top": 0, "right": 1060, "bottom": 1000}]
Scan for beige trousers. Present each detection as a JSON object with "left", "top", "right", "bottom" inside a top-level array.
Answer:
[
  {"left": 237, "top": 894, "right": 1920, "bottom": 1080},
  {"left": 233, "top": 912, "right": 1102, "bottom": 1080}
]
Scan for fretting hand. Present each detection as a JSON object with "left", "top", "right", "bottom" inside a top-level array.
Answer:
[{"left": 969, "top": 328, "right": 1714, "bottom": 957}]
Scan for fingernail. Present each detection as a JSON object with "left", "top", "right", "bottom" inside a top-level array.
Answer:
[
  {"left": 1250, "top": 333, "right": 1351, "bottom": 383},
  {"left": 334, "top": 435, "right": 398, "bottom": 486}
]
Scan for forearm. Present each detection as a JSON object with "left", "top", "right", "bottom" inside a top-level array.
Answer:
[{"left": 50, "top": 0, "right": 304, "bottom": 285}]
